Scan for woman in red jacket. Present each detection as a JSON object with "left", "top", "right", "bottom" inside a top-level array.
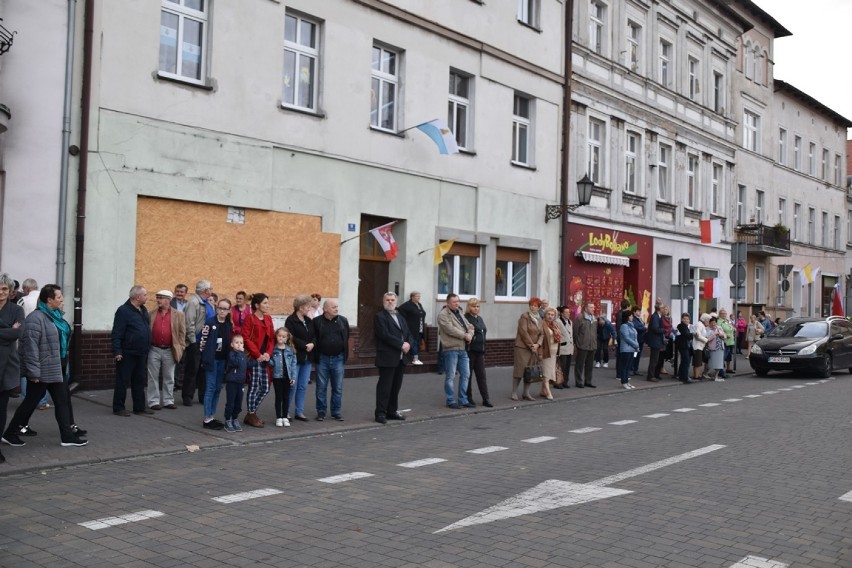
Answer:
[{"left": 242, "top": 293, "right": 275, "bottom": 427}]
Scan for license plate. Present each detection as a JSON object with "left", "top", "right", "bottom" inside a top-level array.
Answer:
[{"left": 768, "top": 356, "right": 790, "bottom": 363}]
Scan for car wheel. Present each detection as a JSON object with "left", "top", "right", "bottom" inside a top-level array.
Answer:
[
  {"left": 754, "top": 367, "right": 769, "bottom": 377},
  {"left": 819, "top": 355, "right": 833, "bottom": 378}
]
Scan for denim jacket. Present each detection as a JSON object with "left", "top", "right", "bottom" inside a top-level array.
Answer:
[{"left": 270, "top": 345, "right": 298, "bottom": 380}]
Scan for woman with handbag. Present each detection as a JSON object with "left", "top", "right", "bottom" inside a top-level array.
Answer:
[
  {"left": 512, "top": 297, "right": 546, "bottom": 401},
  {"left": 540, "top": 307, "right": 561, "bottom": 400}
]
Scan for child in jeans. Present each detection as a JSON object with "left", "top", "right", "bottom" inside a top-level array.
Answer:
[
  {"left": 223, "top": 334, "right": 256, "bottom": 432},
  {"left": 270, "top": 327, "right": 298, "bottom": 427}
]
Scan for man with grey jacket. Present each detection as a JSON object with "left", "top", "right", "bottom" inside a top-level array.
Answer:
[
  {"left": 182, "top": 280, "right": 213, "bottom": 406},
  {"left": 437, "top": 293, "right": 475, "bottom": 409}
]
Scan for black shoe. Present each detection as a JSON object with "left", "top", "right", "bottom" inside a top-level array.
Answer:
[
  {"left": 18, "top": 425, "right": 37, "bottom": 437},
  {"left": 553, "top": 384, "right": 564, "bottom": 389},
  {"left": 71, "top": 425, "right": 87, "bottom": 436},
  {"left": 483, "top": 400, "right": 494, "bottom": 408},
  {"left": 585, "top": 384, "right": 597, "bottom": 388},
  {"left": 183, "top": 400, "right": 193, "bottom": 407},
  {"left": 387, "top": 412, "right": 406, "bottom": 421},
  {"left": 203, "top": 420, "right": 224, "bottom": 430},
  {"left": 294, "top": 415, "right": 309, "bottom": 422},
  {"left": 60, "top": 437, "right": 88, "bottom": 447},
  {"left": 375, "top": 415, "right": 387, "bottom": 424},
  {"left": 682, "top": 379, "right": 694, "bottom": 384},
  {"left": 2, "top": 432, "right": 26, "bottom": 447},
  {"left": 332, "top": 415, "right": 344, "bottom": 421},
  {"left": 134, "top": 409, "right": 155, "bottom": 415},
  {"left": 113, "top": 409, "right": 132, "bottom": 417},
  {"left": 575, "top": 384, "right": 584, "bottom": 388},
  {"left": 447, "top": 403, "right": 461, "bottom": 409},
  {"left": 463, "top": 402, "right": 476, "bottom": 408},
  {"left": 316, "top": 416, "right": 325, "bottom": 422}
]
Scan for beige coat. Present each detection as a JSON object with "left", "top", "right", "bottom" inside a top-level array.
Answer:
[
  {"left": 437, "top": 306, "right": 473, "bottom": 351},
  {"left": 513, "top": 312, "right": 549, "bottom": 378}
]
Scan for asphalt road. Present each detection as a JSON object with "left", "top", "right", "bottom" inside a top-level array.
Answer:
[{"left": 1, "top": 369, "right": 851, "bottom": 567}]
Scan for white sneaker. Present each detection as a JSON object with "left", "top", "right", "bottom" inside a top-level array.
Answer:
[
  {"left": 602, "top": 363, "right": 609, "bottom": 368},
  {"left": 275, "top": 418, "right": 284, "bottom": 427},
  {"left": 594, "top": 362, "right": 601, "bottom": 368},
  {"left": 714, "top": 377, "right": 725, "bottom": 382},
  {"left": 622, "top": 383, "right": 631, "bottom": 389},
  {"left": 282, "top": 418, "right": 291, "bottom": 427},
  {"left": 412, "top": 359, "right": 424, "bottom": 365}
]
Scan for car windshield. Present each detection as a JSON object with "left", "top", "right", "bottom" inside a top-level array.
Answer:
[{"left": 768, "top": 321, "right": 827, "bottom": 339}]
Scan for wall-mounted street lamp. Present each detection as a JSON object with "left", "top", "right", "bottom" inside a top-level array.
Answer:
[{"left": 545, "top": 174, "right": 594, "bottom": 222}]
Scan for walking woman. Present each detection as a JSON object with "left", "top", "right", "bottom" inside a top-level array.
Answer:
[
  {"left": 512, "top": 297, "right": 545, "bottom": 401},
  {"left": 285, "top": 294, "right": 316, "bottom": 421},
  {"left": 464, "top": 298, "right": 491, "bottom": 407},
  {"left": 243, "top": 293, "right": 275, "bottom": 427},
  {"left": 675, "top": 313, "right": 693, "bottom": 383},
  {"left": 617, "top": 310, "right": 638, "bottom": 389},
  {"left": 0, "top": 273, "right": 24, "bottom": 463}
]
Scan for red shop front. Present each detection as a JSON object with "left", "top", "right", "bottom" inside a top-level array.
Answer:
[{"left": 564, "top": 225, "right": 653, "bottom": 323}]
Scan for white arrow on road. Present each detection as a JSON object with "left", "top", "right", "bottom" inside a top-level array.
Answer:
[{"left": 435, "top": 444, "right": 725, "bottom": 533}]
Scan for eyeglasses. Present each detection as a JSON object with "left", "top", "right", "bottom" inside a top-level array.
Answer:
[{"left": 217, "top": 306, "right": 230, "bottom": 311}]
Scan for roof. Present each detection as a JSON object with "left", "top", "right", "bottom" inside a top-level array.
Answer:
[
  {"left": 731, "top": 0, "right": 792, "bottom": 38},
  {"left": 774, "top": 80, "right": 852, "bottom": 128}
]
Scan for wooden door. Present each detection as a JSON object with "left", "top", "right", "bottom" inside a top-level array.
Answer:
[{"left": 357, "top": 215, "right": 394, "bottom": 352}]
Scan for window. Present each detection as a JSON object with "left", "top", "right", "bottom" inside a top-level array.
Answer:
[
  {"left": 743, "top": 110, "right": 759, "bottom": 152},
  {"left": 836, "top": 154, "right": 842, "bottom": 186},
  {"left": 686, "top": 154, "right": 698, "bottom": 209},
  {"left": 371, "top": 45, "right": 401, "bottom": 131},
  {"left": 688, "top": 57, "right": 699, "bottom": 101},
  {"left": 777, "top": 128, "right": 786, "bottom": 165},
  {"left": 711, "top": 164, "right": 722, "bottom": 214},
  {"left": 808, "top": 143, "right": 815, "bottom": 176},
  {"left": 283, "top": 12, "right": 320, "bottom": 112},
  {"left": 495, "top": 247, "right": 530, "bottom": 300},
  {"left": 754, "top": 264, "right": 764, "bottom": 304},
  {"left": 448, "top": 71, "right": 471, "bottom": 150},
  {"left": 713, "top": 72, "right": 724, "bottom": 113},
  {"left": 744, "top": 43, "right": 754, "bottom": 80},
  {"left": 793, "top": 203, "right": 801, "bottom": 241},
  {"left": 822, "top": 211, "right": 829, "bottom": 247},
  {"left": 755, "top": 189, "right": 764, "bottom": 224},
  {"left": 512, "top": 93, "right": 532, "bottom": 165},
  {"left": 794, "top": 136, "right": 802, "bottom": 171},
  {"left": 159, "top": 0, "right": 208, "bottom": 83},
  {"left": 517, "top": 0, "right": 540, "bottom": 27},
  {"left": 659, "top": 39, "right": 672, "bottom": 88},
  {"left": 848, "top": 210, "right": 852, "bottom": 243},
  {"left": 588, "top": 118, "right": 605, "bottom": 184},
  {"left": 658, "top": 143, "right": 670, "bottom": 201},
  {"left": 625, "top": 131, "right": 639, "bottom": 193},
  {"left": 589, "top": 1, "right": 606, "bottom": 55},
  {"left": 834, "top": 215, "right": 841, "bottom": 250},
  {"left": 822, "top": 148, "right": 829, "bottom": 180},
  {"left": 808, "top": 207, "right": 815, "bottom": 244},
  {"left": 778, "top": 198, "right": 786, "bottom": 227},
  {"left": 437, "top": 242, "right": 481, "bottom": 298},
  {"left": 737, "top": 184, "right": 746, "bottom": 225},
  {"left": 753, "top": 49, "right": 763, "bottom": 85},
  {"left": 627, "top": 21, "right": 641, "bottom": 71},
  {"left": 776, "top": 266, "right": 787, "bottom": 307}
]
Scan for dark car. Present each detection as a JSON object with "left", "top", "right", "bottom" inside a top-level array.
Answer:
[{"left": 749, "top": 316, "right": 852, "bottom": 378}]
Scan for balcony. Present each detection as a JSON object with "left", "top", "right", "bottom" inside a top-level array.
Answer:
[{"left": 735, "top": 223, "right": 792, "bottom": 257}]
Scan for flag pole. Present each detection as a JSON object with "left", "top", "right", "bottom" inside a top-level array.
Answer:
[{"left": 417, "top": 237, "right": 459, "bottom": 255}]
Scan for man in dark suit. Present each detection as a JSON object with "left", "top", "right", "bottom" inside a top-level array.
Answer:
[{"left": 373, "top": 292, "right": 412, "bottom": 424}]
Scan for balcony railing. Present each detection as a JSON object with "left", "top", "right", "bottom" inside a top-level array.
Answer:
[{"left": 736, "top": 223, "right": 791, "bottom": 256}]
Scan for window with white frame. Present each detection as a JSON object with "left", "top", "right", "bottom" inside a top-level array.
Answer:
[
  {"left": 687, "top": 57, "right": 699, "bottom": 102},
  {"left": 713, "top": 71, "right": 724, "bottom": 113},
  {"left": 512, "top": 93, "right": 532, "bottom": 165},
  {"left": 794, "top": 135, "right": 802, "bottom": 171},
  {"left": 448, "top": 71, "right": 471, "bottom": 150},
  {"left": 159, "top": 0, "right": 208, "bottom": 83},
  {"left": 808, "top": 207, "right": 815, "bottom": 244},
  {"left": 778, "top": 197, "right": 786, "bottom": 227},
  {"left": 589, "top": 1, "right": 606, "bottom": 55},
  {"left": 737, "top": 184, "right": 746, "bottom": 224},
  {"left": 753, "top": 49, "right": 763, "bottom": 85},
  {"left": 793, "top": 203, "right": 801, "bottom": 241},
  {"left": 625, "top": 131, "right": 639, "bottom": 193},
  {"left": 517, "top": 0, "right": 540, "bottom": 27},
  {"left": 808, "top": 142, "right": 815, "bottom": 176},
  {"left": 659, "top": 39, "right": 672, "bottom": 88},
  {"left": 686, "top": 154, "right": 698, "bottom": 209},
  {"left": 437, "top": 242, "right": 481, "bottom": 298},
  {"left": 495, "top": 247, "right": 531, "bottom": 300},
  {"left": 778, "top": 128, "right": 786, "bottom": 165},
  {"left": 834, "top": 215, "right": 841, "bottom": 250},
  {"left": 658, "top": 143, "right": 670, "bottom": 201},
  {"left": 776, "top": 266, "right": 786, "bottom": 307},
  {"left": 755, "top": 189, "right": 764, "bottom": 223},
  {"left": 822, "top": 211, "right": 829, "bottom": 247},
  {"left": 836, "top": 154, "right": 842, "bottom": 186},
  {"left": 743, "top": 110, "right": 759, "bottom": 152},
  {"left": 588, "top": 118, "right": 605, "bottom": 184},
  {"left": 822, "top": 148, "right": 829, "bottom": 180},
  {"left": 754, "top": 264, "right": 764, "bottom": 304},
  {"left": 847, "top": 209, "right": 852, "bottom": 243},
  {"left": 370, "top": 44, "right": 401, "bottom": 131},
  {"left": 283, "top": 12, "right": 320, "bottom": 112},
  {"left": 744, "top": 43, "right": 754, "bottom": 80},
  {"left": 627, "top": 21, "right": 641, "bottom": 71},
  {"left": 711, "top": 163, "right": 722, "bottom": 214}
]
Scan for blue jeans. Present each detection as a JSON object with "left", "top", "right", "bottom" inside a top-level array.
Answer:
[
  {"left": 316, "top": 353, "right": 344, "bottom": 417},
  {"left": 677, "top": 347, "right": 692, "bottom": 382},
  {"left": 203, "top": 359, "right": 226, "bottom": 418},
  {"left": 289, "top": 361, "right": 312, "bottom": 416},
  {"left": 617, "top": 352, "right": 634, "bottom": 384},
  {"left": 442, "top": 349, "right": 470, "bottom": 406}
]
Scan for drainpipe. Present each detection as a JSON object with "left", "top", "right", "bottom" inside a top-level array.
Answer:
[
  {"left": 56, "top": 0, "right": 77, "bottom": 286},
  {"left": 559, "top": 0, "right": 575, "bottom": 306},
  {"left": 71, "top": 0, "right": 93, "bottom": 385}
]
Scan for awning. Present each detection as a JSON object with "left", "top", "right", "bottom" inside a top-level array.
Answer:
[{"left": 578, "top": 251, "right": 630, "bottom": 266}]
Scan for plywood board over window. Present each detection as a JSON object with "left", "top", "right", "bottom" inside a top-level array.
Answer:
[{"left": 135, "top": 197, "right": 340, "bottom": 314}]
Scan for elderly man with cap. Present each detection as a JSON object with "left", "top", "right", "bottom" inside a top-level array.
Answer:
[{"left": 146, "top": 289, "right": 187, "bottom": 410}]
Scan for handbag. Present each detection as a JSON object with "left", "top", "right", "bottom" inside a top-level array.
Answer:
[
  {"left": 523, "top": 353, "right": 544, "bottom": 384},
  {"left": 702, "top": 346, "right": 711, "bottom": 363}
]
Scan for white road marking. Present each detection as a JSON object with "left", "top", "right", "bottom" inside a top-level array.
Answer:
[
  {"left": 212, "top": 488, "right": 282, "bottom": 504},
  {"left": 317, "top": 472, "right": 374, "bottom": 484},
  {"left": 398, "top": 458, "right": 447, "bottom": 468},
  {"left": 467, "top": 446, "right": 508, "bottom": 454},
  {"left": 609, "top": 420, "right": 637, "bottom": 426},
  {"left": 791, "top": 385, "right": 806, "bottom": 388},
  {"left": 643, "top": 413, "right": 669, "bottom": 418},
  {"left": 722, "top": 399, "right": 742, "bottom": 402},
  {"left": 699, "top": 403, "right": 720, "bottom": 407},
  {"left": 436, "top": 444, "right": 725, "bottom": 533},
  {"left": 728, "top": 555, "right": 789, "bottom": 568},
  {"left": 777, "top": 388, "right": 793, "bottom": 391},
  {"left": 805, "top": 382, "right": 820, "bottom": 385},
  {"left": 79, "top": 510, "right": 164, "bottom": 531},
  {"left": 672, "top": 408, "right": 695, "bottom": 412},
  {"left": 761, "top": 391, "right": 779, "bottom": 395},
  {"left": 839, "top": 489, "right": 852, "bottom": 502},
  {"left": 569, "top": 427, "right": 601, "bottom": 433},
  {"left": 522, "top": 436, "right": 557, "bottom": 443},
  {"left": 743, "top": 394, "right": 762, "bottom": 398}
]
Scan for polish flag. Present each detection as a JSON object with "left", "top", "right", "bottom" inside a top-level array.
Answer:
[
  {"left": 703, "top": 277, "right": 720, "bottom": 299},
  {"left": 700, "top": 219, "right": 722, "bottom": 244},
  {"left": 369, "top": 221, "right": 399, "bottom": 260},
  {"left": 832, "top": 282, "right": 844, "bottom": 317}
]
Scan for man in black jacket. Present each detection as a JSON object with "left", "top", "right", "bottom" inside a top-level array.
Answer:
[
  {"left": 312, "top": 299, "right": 349, "bottom": 421},
  {"left": 111, "top": 285, "right": 152, "bottom": 416},
  {"left": 373, "top": 292, "right": 412, "bottom": 424}
]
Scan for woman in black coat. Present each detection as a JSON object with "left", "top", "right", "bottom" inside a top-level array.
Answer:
[
  {"left": 464, "top": 298, "right": 491, "bottom": 407},
  {"left": 397, "top": 291, "right": 426, "bottom": 365}
]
